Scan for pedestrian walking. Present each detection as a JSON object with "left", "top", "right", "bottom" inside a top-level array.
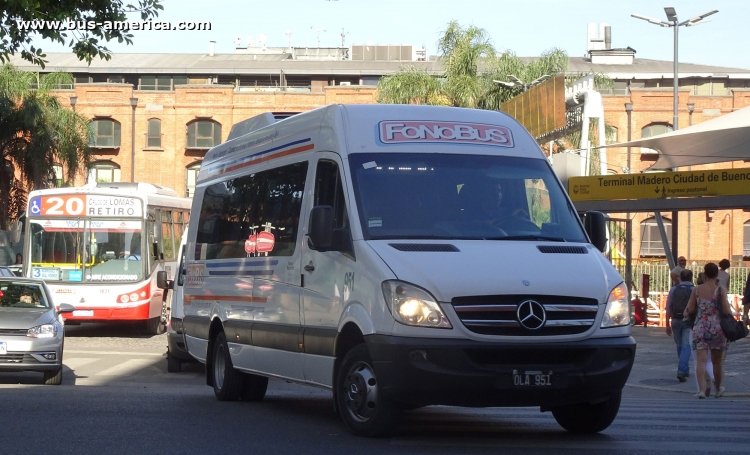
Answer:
[
  {"left": 666, "top": 268, "right": 694, "bottom": 382},
  {"left": 685, "top": 262, "right": 733, "bottom": 399}
]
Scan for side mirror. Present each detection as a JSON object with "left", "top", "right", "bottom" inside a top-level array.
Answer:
[
  {"left": 57, "top": 303, "right": 76, "bottom": 314},
  {"left": 308, "top": 205, "right": 334, "bottom": 251},
  {"left": 156, "top": 270, "right": 173, "bottom": 290},
  {"left": 582, "top": 211, "right": 607, "bottom": 252}
]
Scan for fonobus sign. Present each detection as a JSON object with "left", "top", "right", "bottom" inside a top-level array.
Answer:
[{"left": 568, "top": 168, "right": 750, "bottom": 202}]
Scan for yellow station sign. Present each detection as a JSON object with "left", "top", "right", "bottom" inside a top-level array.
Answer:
[{"left": 568, "top": 168, "right": 750, "bottom": 202}]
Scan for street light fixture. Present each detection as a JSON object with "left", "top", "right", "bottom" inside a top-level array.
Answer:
[
  {"left": 69, "top": 96, "right": 78, "bottom": 112},
  {"left": 631, "top": 8, "right": 718, "bottom": 130},
  {"left": 493, "top": 74, "right": 549, "bottom": 92}
]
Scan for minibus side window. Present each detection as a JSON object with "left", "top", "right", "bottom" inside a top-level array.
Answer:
[{"left": 313, "top": 159, "right": 352, "bottom": 256}]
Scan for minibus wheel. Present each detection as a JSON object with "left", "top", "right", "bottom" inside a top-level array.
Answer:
[
  {"left": 551, "top": 390, "right": 621, "bottom": 433},
  {"left": 335, "top": 344, "right": 399, "bottom": 437},
  {"left": 211, "top": 332, "right": 242, "bottom": 401},
  {"left": 241, "top": 373, "right": 269, "bottom": 401}
]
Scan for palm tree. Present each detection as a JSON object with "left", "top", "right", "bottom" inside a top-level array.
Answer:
[
  {"left": 0, "top": 64, "right": 90, "bottom": 229},
  {"left": 378, "top": 21, "right": 568, "bottom": 112}
]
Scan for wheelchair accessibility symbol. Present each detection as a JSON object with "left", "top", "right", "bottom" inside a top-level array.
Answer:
[{"left": 30, "top": 197, "right": 42, "bottom": 215}]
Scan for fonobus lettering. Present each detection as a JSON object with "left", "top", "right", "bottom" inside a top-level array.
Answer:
[{"left": 380, "top": 121, "right": 513, "bottom": 147}]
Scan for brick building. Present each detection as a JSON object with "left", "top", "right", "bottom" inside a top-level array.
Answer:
[{"left": 8, "top": 38, "right": 750, "bottom": 273}]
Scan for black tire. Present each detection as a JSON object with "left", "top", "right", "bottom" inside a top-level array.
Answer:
[
  {"left": 167, "top": 352, "right": 182, "bottom": 373},
  {"left": 43, "top": 367, "right": 62, "bottom": 385},
  {"left": 334, "top": 344, "right": 399, "bottom": 437},
  {"left": 241, "top": 373, "right": 269, "bottom": 401},
  {"left": 145, "top": 317, "right": 166, "bottom": 335},
  {"left": 211, "top": 332, "right": 243, "bottom": 401},
  {"left": 551, "top": 391, "right": 622, "bottom": 433}
]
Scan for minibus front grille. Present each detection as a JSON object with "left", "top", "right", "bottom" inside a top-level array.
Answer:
[{"left": 451, "top": 295, "right": 599, "bottom": 336}]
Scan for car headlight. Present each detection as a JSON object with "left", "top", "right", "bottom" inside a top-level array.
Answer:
[
  {"left": 27, "top": 323, "right": 58, "bottom": 338},
  {"left": 382, "top": 280, "right": 451, "bottom": 328},
  {"left": 601, "top": 282, "right": 631, "bottom": 328}
]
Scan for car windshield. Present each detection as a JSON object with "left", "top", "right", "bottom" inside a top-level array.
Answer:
[
  {"left": 349, "top": 153, "right": 587, "bottom": 242},
  {"left": 0, "top": 281, "right": 50, "bottom": 309}
]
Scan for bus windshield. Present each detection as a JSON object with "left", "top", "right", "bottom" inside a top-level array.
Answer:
[
  {"left": 29, "top": 219, "right": 144, "bottom": 283},
  {"left": 349, "top": 153, "right": 588, "bottom": 242}
]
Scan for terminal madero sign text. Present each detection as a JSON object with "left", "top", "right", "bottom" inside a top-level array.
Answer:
[{"left": 568, "top": 167, "right": 750, "bottom": 201}]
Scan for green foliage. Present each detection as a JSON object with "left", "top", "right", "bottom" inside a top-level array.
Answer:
[
  {"left": 378, "top": 21, "right": 568, "bottom": 111},
  {"left": 0, "top": 0, "right": 163, "bottom": 68},
  {"left": 0, "top": 63, "right": 90, "bottom": 229}
]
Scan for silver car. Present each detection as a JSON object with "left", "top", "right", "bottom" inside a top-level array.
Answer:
[{"left": 0, "top": 278, "right": 74, "bottom": 385}]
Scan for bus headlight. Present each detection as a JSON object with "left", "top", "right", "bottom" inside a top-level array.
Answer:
[
  {"left": 382, "top": 281, "right": 451, "bottom": 328},
  {"left": 601, "top": 282, "right": 631, "bottom": 328}
]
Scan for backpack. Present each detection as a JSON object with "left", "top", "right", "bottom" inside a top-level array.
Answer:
[{"left": 670, "top": 284, "right": 693, "bottom": 318}]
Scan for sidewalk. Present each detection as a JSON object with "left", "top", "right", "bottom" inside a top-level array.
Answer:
[{"left": 627, "top": 325, "right": 750, "bottom": 397}]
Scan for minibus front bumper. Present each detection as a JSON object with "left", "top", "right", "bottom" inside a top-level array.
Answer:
[{"left": 365, "top": 334, "right": 636, "bottom": 408}]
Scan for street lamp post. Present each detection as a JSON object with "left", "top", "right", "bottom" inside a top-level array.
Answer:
[
  {"left": 69, "top": 96, "right": 78, "bottom": 112},
  {"left": 631, "top": 7, "right": 718, "bottom": 265},
  {"left": 129, "top": 97, "right": 138, "bottom": 183},
  {"left": 624, "top": 102, "right": 633, "bottom": 295}
]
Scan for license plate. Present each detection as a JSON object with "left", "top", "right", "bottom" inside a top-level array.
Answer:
[
  {"left": 73, "top": 310, "right": 94, "bottom": 317},
  {"left": 512, "top": 369, "right": 553, "bottom": 387},
  {"left": 0, "top": 341, "right": 6, "bottom": 354}
]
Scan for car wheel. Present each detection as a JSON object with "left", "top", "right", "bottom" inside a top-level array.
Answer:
[
  {"left": 167, "top": 352, "right": 182, "bottom": 373},
  {"left": 43, "top": 367, "right": 63, "bottom": 385},
  {"left": 551, "top": 390, "right": 622, "bottom": 433},
  {"left": 241, "top": 373, "right": 268, "bottom": 401},
  {"left": 211, "top": 332, "right": 242, "bottom": 401},
  {"left": 144, "top": 316, "right": 166, "bottom": 335},
  {"left": 334, "top": 344, "right": 399, "bottom": 437}
]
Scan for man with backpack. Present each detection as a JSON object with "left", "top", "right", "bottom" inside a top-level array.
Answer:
[{"left": 666, "top": 268, "right": 695, "bottom": 382}]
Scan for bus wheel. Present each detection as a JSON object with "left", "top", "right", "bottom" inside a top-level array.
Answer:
[
  {"left": 334, "top": 344, "right": 399, "bottom": 437},
  {"left": 241, "top": 373, "right": 268, "bottom": 401},
  {"left": 211, "top": 332, "right": 242, "bottom": 401},
  {"left": 144, "top": 317, "right": 166, "bottom": 335},
  {"left": 551, "top": 391, "right": 622, "bottom": 433}
]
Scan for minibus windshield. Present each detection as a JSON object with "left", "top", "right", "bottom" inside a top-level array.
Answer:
[{"left": 349, "top": 153, "right": 588, "bottom": 242}]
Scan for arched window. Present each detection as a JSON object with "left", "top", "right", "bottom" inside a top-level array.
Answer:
[
  {"left": 89, "top": 118, "right": 121, "bottom": 148},
  {"left": 88, "top": 160, "right": 121, "bottom": 184},
  {"left": 640, "top": 216, "right": 671, "bottom": 258},
  {"left": 639, "top": 123, "right": 673, "bottom": 157},
  {"left": 186, "top": 119, "right": 221, "bottom": 149},
  {"left": 186, "top": 161, "right": 201, "bottom": 197},
  {"left": 147, "top": 118, "right": 162, "bottom": 148}
]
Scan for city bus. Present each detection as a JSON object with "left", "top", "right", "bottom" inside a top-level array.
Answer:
[{"left": 20, "top": 182, "right": 191, "bottom": 334}]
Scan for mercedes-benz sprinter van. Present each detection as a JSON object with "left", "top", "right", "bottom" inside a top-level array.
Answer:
[{"left": 181, "top": 104, "right": 635, "bottom": 436}]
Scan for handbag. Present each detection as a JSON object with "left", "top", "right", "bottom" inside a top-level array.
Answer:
[{"left": 716, "top": 287, "right": 749, "bottom": 342}]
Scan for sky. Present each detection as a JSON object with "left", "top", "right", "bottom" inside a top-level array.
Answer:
[{"left": 30, "top": 0, "right": 749, "bottom": 69}]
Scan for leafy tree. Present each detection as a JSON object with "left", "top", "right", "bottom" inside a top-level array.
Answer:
[
  {"left": 1, "top": 0, "right": 163, "bottom": 68},
  {"left": 0, "top": 64, "right": 90, "bottom": 229},
  {"left": 378, "top": 21, "right": 568, "bottom": 111}
]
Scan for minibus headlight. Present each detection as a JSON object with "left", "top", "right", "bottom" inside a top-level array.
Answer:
[
  {"left": 601, "top": 282, "right": 631, "bottom": 328},
  {"left": 382, "top": 281, "right": 451, "bottom": 329}
]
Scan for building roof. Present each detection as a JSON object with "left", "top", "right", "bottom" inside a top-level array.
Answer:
[{"left": 8, "top": 51, "right": 750, "bottom": 79}]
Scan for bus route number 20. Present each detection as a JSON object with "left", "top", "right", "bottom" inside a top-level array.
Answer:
[{"left": 31, "top": 195, "right": 87, "bottom": 217}]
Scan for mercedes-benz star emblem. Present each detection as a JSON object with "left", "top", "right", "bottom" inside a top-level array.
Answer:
[{"left": 516, "top": 300, "right": 546, "bottom": 330}]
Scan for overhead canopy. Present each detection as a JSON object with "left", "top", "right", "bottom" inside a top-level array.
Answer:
[{"left": 609, "top": 105, "right": 750, "bottom": 170}]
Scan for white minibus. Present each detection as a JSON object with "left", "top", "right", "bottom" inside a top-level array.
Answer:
[{"left": 182, "top": 104, "right": 635, "bottom": 436}]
